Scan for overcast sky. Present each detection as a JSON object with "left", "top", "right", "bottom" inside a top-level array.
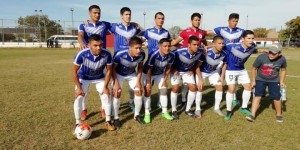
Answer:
[{"left": 1, "top": 0, "right": 299, "bottom": 31}]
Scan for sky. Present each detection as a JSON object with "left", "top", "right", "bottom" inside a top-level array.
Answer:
[{"left": 1, "top": 0, "right": 299, "bottom": 31}]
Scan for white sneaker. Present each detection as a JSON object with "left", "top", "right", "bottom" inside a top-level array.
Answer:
[{"left": 214, "top": 109, "right": 224, "bottom": 116}]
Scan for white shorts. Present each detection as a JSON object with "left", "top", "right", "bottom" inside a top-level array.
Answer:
[
  {"left": 75, "top": 78, "right": 106, "bottom": 94},
  {"left": 142, "top": 73, "right": 165, "bottom": 89},
  {"left": 170, "top": 72, "right": 195, "bottom": 85},
  {"left": 196, "top": 71, "right": 221, "bottom": 86},
  {"left": 115, "top": 73, "right": 138, "bottom": 91},
  {"left": 225, "top": 69, "right": 250, "bottom": 85}
]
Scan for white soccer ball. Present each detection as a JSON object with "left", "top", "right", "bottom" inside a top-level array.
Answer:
[{"left": 74, "top": 122, "right": 92, "bottom": 140}]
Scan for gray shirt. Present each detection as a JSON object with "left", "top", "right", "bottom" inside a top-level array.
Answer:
[{"left": 253, "top": 53, "right": 287, "bottom": 82}]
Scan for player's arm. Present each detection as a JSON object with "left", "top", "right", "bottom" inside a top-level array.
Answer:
[
  {"left": 163, "top": 64, "right": 172, "bottom": 87},
  {"left": 219, "top": 63, "right": 227, "bottom": 85},
  {"left": 280, "top": 67, "right": 287, "bottom": 88},
  {"left": 206, "top": 30, "right": 216, "bottom": 36},
  {"left": 195, "top": 61, "right": 204, "bottom": 90},
  {"left": 250, "top": 66, "right": 257, "bottom": 89},
  {"left": 144, "top": 66, "right": 152, "bottom": 96},
  {"left": 78, "top": 31, "right": 87, "bottom": 50},
  {"left": 72, "top": 65, "right": 85, "bottom": 97},
  {"left": 103, "top": 64, "right": 112, "bottom": 95},
  {"left": 136, "top": 62, "right": 143, "bottom": 90},
  {"left": 171, "top": 37, "right": 183, "bottom": 46},
  {"left": 112, "top": 62, "right": 120, "bottom": 95}
]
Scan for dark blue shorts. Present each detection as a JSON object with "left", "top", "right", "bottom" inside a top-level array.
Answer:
[{"left": 254, "top": 80, "right": 281, "bottom": 100}]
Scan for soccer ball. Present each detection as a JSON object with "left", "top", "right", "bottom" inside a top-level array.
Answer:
[{"left": 74, "top": 123, "right": 92, "bottom": 140}]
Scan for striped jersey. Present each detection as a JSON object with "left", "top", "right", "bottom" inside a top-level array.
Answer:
[
  {"left": 224, "top": 43, "right": 256, "bottom": 70},
  {"left": 143, "top": 27, "right": 171, "bottom": 54},
  {"left": 78, "top": 21, "right": 111, "bottom": 48},
  {"left": 172, "top": 47, "right": 203, "bottom": 73},
  {"left": 113, "top": 49, "right": 145, "bottom": 76},
  {"left": 143, "top": 49, "right": 174, "bottom": 75},
  {"left": 213, "top": 26, "right": 244, "bottom": 44},
  {"left": 74, "top": 48, "right": 112, "bottom": 80},
  {"left": 110, "top": 23, "right": 141, "bottom": 54},
  {"left": 200, "top": 48, "right": 227, "bottom": 73}
]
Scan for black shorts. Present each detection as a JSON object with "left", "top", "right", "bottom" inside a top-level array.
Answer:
[{"left": 254, "top": 80, "right": 281, "bottom": 100}]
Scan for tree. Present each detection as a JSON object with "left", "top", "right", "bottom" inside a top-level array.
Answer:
[
  {"left": 168, "top": 26, "right": 182, "bottom": 39},
  {"left": 278, "top": 16, "right": 300, "bottom": 46},
  {"left": 0, "top": 33, "right": 16, "bottom": 42},
  {"left": 17, "top": 15, "right": 62, "bottom": 42},
  {"left": 253, "top": 28, "right": 268, "bottom": 38}
]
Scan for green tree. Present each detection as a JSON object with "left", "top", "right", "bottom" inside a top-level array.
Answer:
[
  {"left": 279, "top": 16, "right": 300, "bottom": 42},
  {"left": 168, "top": 26, "right": 182, "bottom": 39},
  {"left": 253, "top": 28, "right": 268, "bottom": 38},
  {"left": 17, "top": 15, "right": 62, "bottom": 42}
]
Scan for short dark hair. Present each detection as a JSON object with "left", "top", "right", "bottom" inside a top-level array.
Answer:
[
  {"left": 191, "top": 13, "right": 201, "bottom": 20},
  {"left": 229, "top": 13, "right": 239, "bottom": 20},
  {"left": 241, "top": 30, "right": 254, "bottom": 38},
  {"left": 188, "top": 36, "right": 199, "bottom": 44},
  {"left": 158, "top": 38, "right": 171, "bottom": 45},
  {"left": 129, "top": 36, "right": 142, "bottom": 46},
  {"left": 155, "top": 12, "right": 164, "bottom": 19},
  {"left": 89, "top": 5, "right": 100, "bottom": 11},
  {"left": 213, "top": 35, "right": 224, "bottom": 42},
  {"left": 88, "top": 34, "right": 102, "bottom": 42},
  {"left": 120, "top": 7, "right": 131, "bottom": 15}
]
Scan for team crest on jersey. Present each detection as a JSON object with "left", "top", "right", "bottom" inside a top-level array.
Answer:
[
  {"left": 199, "top": 34, "right": 202, "bottom": 39},
  {"left": 182, "top": 52, "right": 187, "bottom": 55},
  {"left": 122, "top": 55, "right": 128, "bottom": 59}
]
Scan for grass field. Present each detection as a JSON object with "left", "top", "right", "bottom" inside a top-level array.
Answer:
[{"left": 0, "top": 47, "right": 300, "bottom": 149}]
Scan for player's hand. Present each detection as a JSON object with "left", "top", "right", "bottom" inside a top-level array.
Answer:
[
  {"left": 173, "top": 70, "right": 179, "bottom": 76},
  {"left": 134, "top": 82, "right": 143, "bottom": 95},
  {"left": 79, "top": 43, "right": 87, "bottom": 51},
  {"left": 83, "top": 20, "right": 89, "bottom": 25},
  {"left": 280, "top": 82, "right": 286, "bottom": 88},
  {"left": 131, "top": 22, "right": 140, "bottom": 30},
  {"left": 197, "top": 80, "right": 204, "bottom": 91},
  {"left": 113, "top": 83, "right": 121, "bottom": 98},
  {"left": 145, "top": 83, "right": 151, "bottom": 96},
  {"left": 251, "top": 82, "right": 256, "bottom": 89},
  {"left": 103, "top": 87, "right": 110, "bottom": 95},
  {"left": 75, "top": 88, "right": 85, "bottom": 98},
  {"left": 218, "top": 77, "right": 224, "bottom": 85}
]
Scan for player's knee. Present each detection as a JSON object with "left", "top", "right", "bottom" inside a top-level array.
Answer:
[
  {"left": 172, "top": 85, "right": 179, "bottom": 93},
  {"left": 189, "top": 85, "right": 197, "bottom": 92},
  {"left": 227, "top": 85, "right": 235, "bottom": 93}
]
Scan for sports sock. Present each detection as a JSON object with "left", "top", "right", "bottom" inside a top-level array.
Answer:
[
  {"left": 160, "top": 95, "right": 168, "bottom": 113},
  {"left": 214, "top": 91, "right": 223, "bottom": 110},
  {"left": 226, "top": 92, "right": 234, "bottom": 111},
  {"left": 134, "top": 95, "right": 143, "bottom": 117},
  {"left": 171, "top": 92, "right": 178, "bottom": 111},
  {"left": 195, "top": 91, "right": 202, "bottom": 111},
  {"left": 143, "top": 96, "right": 151, "bottom": 115},
  {"left": 242, "top": 90, "right": 251, "bottom": 108},
  {"left": 186, "top": 90, "right": 196, "bottom": 111},
  {"left": 113, "top": 97, "right": 120, "bottom": 119},
  {"left": 100, "top": 94, "right": 111, "bottom": 122},
  {"left": 74, "top": 95, "right": 83, "bottom": 124}
]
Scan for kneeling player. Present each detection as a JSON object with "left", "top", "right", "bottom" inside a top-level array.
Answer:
[
  {"left": 143, "top": 38, "right": 174, "bottom": 123},
  {"left": 72, "top": 34, "right": 115, "bottom": 131},
  {"left": 195, "top": 36, "right": 227, "bottom": 118},
  {"left": 112, "top": 37, "right": 145, "bottom": 128}
]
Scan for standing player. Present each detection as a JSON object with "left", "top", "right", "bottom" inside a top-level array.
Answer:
[
  {"left": 196, "top": 36, "right": 227, "bottom": 118},
  {"left": 170, "top": 36, "right": 203, "bottom": 120},
  {"left": 78, "top": 5, "right": 111, "bottom": 50},
  {"left": 72, "top": 34, "right": 115, "bottom": 131},
  {"left": 142, "top": 12, "right": 171, "bottom": 54},
  {"left": 171, "top": 12, "right": 207, "bottom": 107},
  {"left": 142, "top": 38, "right": 174, "bottom": 123},
  {"left": 207, "top": 13, "right": 244, "bottom": 107},
  {"left": 110, "top": 7, "right": 141, "bottom": 54},
  {"left": 112, "top": 37, "right": 145, "bottom": 128},
  {"left": 223, "top": 30, "right": 256, "bottom": 120},
  {"left": 77, "top": 5, "right": 112, "bottom": 120}
]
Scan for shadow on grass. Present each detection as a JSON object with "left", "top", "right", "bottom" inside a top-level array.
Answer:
[
  {"left": 255, "top": 96, "right": 273, "bottom": 118},
  {"left": 89, "top": 128, "right": 107, "bottom": 139}
]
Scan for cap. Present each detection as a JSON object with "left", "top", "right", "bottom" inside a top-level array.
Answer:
[{"left": 268, "top": 43, "right": 282, "bottom": 54}]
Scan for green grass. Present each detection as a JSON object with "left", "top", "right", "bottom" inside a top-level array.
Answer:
[{"left": 0, "top": 47, "right": 300, "bottom": 149}]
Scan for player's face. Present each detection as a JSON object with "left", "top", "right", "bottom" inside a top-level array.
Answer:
[
  {"left": 214, "top": 39, "right": 224, "bottom": 52},
  {"left": 121, "top": 11, "right": 131, "bottom": 23},
  {"left": 130, "top": 44, "right": 142, "bottom": 57},
  {"left": 155, "top": 14, "right": 165, "bottom": 27},
  {"left": 159, "top": 42, "right": 171, "bottom": 55},
  {"left": 89, "top": 8, "right": 101, "bottom": 22},
  {"left": 242, "top": 34, "right": 254, "bottom": 48},
  {"left": 89, "top": 40, "right": 103, "bottom": 56},
  {"left": 268, "top": 51, "right": 280, "bottom": 60},
  {"left": 188, "top": 40, "right": 200, "bottom": 54},
  {"left": 228, "top": 18, "right": 239, "bottom": 29},
  {"left": 191, "top": 16, "right": 201, "bottom": 28}
]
